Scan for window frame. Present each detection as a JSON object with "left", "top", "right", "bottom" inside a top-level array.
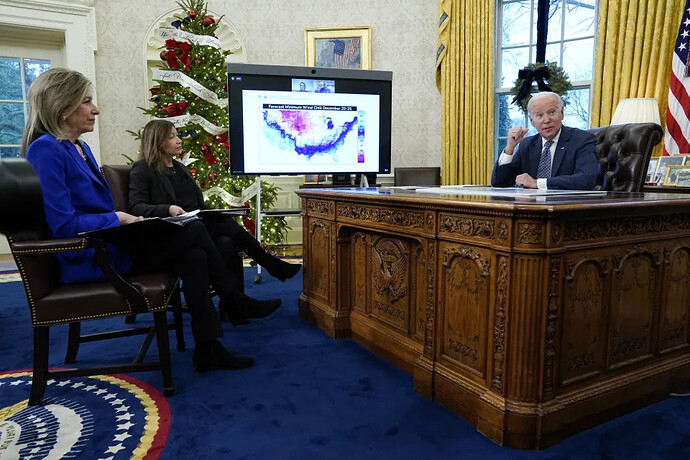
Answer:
[{"left": 494, "top": 0, "right": 599, "bottom": 158}]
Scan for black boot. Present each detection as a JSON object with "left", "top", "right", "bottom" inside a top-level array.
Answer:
[
  {"left": 233, "top": 230, "right": 302, "bottom": 281},
  {"left": 219, "top": 294, "right": 282, "bottom": 321},
  {"left": 218, "top": 297, "right": 251, "bottom": 327},
  {"left": 193, "top": 340, "right": 254, "bottom": 372}
]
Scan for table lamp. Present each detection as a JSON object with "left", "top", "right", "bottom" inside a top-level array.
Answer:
[{"left": 610, "top": 98, "right": 661, "bottom": 125}]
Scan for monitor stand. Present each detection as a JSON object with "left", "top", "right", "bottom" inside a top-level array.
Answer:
[{"left": 331, "top": 174, "right": 352, "bottom": 185}]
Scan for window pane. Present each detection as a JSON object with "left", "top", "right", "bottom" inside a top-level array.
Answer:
[
  {"left": 0, "top": 102, "right": 25, "bottom": 144},
  {"left": 548, "top": 0, "right": 563, "bottom": 41},
  {"left": 497, "top": 93, "right": 527, "bottom": 137},
  {"left": 502, "top": 1, "right": 532, "bottom": 46},
  {"left": 564, "top": 0, "right": 596, "bottom": 40},
  {"left": 500, "top": 46, "right": 530, "bottom": 88},
  {"left": 530, "top": 42, "right": 560, "bottom": 66},
  {"left": 563, "top": 38, "right": 594, "bottom": 81},
  {"left": 24, "top": 59, "right": 51, "bottom": 95},
  {"left": 0, "top": 57, "right": 23, "bottom": 101},
  {"left": 563, "top": 87, "right": 590, "bottom": 129},
  {"left": 0, "top": 147, "right": 20, "bottom": 158}
]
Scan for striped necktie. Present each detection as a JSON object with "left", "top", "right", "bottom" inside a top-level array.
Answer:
[{"left": 537, "top": 140, "right": 553, "bottom": 179}]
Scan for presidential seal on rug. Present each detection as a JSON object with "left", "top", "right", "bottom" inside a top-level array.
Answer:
[{"left": 0, "top": 370, "right": 170, "bottom": 459}]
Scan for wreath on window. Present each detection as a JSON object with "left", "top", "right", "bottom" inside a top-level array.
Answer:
[{"left": 510, "top": 61, "right": 572, "bottom": 115}]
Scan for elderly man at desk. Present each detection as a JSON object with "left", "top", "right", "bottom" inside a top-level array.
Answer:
[{"left": 491, "top": 92, "right": 598, "bottom": 190}]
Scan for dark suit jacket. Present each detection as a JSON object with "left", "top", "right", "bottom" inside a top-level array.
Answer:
[
  {"left": 129, "top": 159, "right": 211, "bottom": 218},
  {"left": 25, "top": 134, "right": 130, "bottom": 283},
  {"left": 491, "top": 126, "right": 598, "bottom": 190}
]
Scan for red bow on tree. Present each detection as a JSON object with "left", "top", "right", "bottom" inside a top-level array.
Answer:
[
  {"left": 165, "top": 100, "right": 188, "bottom": 117},
  {"left": 164, "top": 39, "right": 193, "bottom": 70},
  {"left": 201, "top": 143, "right": 217, "bottom": 165},
  {"left": 242, "top": 217, "right": 255, "bottom": 235},
  {"left": 215, "top": 133, "right": 229, "bottom": 152}
]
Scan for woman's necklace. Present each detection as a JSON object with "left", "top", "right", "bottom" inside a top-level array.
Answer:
[{"left": 74, "top": 142, "right": 87, "bottom": 161}]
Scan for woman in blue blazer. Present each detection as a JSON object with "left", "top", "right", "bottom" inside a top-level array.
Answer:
[{"left": 21, "top": 68, "right": 269, "bottom": 372}]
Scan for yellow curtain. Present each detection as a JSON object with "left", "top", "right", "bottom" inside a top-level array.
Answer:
[
  {"left": 591, "top": 0, "right": 685, "bottom": 132},
  {"left": 436, "top": 0, "right": 494, "bottom": 185}
]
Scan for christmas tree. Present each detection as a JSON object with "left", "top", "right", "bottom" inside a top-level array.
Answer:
[{"left": 134, "top": 0, "right": 288, "bottom": 245}]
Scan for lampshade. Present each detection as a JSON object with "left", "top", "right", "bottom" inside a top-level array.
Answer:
[{"left": 610, "top": 98, "right": 661, "bottom": 125}]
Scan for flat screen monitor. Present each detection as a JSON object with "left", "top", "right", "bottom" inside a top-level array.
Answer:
[{"left": 227, "top": 63, "right": 392, "bottom": 176}]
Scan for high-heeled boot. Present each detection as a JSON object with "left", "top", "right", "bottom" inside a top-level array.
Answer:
[
  {"left": 219, "top": 293, "right": 282, "bottom": 324},
  {"left": 232, "top": 229, "right": 302, "bottom": 281}
]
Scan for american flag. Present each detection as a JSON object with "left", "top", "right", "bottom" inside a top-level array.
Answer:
[
  {"left": 664, "top": 0, "right": 690, "bottom": 155},
  {"left": 332, "top": 39, "right": 360, "bottom": 68}
]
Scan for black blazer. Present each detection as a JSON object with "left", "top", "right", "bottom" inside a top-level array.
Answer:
[
  {"left": 491, "top": 126, "right": 598, "bottom": 190},
  {"left": 129, "top": 159, "right": 211, "bottom": 218}
]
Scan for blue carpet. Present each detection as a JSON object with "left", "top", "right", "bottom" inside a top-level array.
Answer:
[{"left": 1, "top": 271, "right": 689, "bottom": 459}]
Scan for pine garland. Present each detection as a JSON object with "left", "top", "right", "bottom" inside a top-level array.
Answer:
[{"left": 131, "top": 0, "right": 289, "bottom": 246}]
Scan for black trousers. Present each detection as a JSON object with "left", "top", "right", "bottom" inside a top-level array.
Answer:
[{"left": 128, "top": 220, "right": 243, "bottom": 344}]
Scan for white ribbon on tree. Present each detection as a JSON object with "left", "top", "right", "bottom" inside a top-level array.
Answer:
[
  {"left": 156, "top": 28, "right": 222, "bottom": 49},
  {"left": 152, "top": 68, "right": 227, "bottom": 108},
  {"left": 204, "top": 181, "right": 259, "bottom": 207},
  {"left": 157, "top": 114, "right": 226, "bottom": 135}
]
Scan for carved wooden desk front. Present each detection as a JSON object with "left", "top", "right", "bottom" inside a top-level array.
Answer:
[{"left": 295, "top": 187, "right": 690, "bottom": 449}]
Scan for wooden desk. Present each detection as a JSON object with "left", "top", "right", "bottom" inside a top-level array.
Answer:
[{"left": 295, "top": 187, "right": 690, "bottom": 449}]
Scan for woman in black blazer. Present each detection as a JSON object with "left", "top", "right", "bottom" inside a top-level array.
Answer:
[{"left": 128, "top": 120, "right": 301, "bottom": 337}]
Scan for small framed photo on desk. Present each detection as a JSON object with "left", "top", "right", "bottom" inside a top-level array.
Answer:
[
  {"left": 654, "top": 155, "right": 687, "bottom": 184},
  {"left": 664, "top": 165, "right": 690, "bottom": 187}
]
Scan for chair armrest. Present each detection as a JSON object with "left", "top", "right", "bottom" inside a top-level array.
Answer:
[
  {"left": 10, "top": 237, "right": 89, "bottom": 254},
  {"left": 12, "top": 236, "right": 147, "bottom": 309}
]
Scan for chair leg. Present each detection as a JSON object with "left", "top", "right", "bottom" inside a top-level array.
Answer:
[
  {"left": 171, "top": 289, "right": 185, "bottom": 352},
  {"left": 133, "top": 328, "right": 156, "bottom": 364},
  {"left": 152, "top": 311, "right": 174, "bottom": 396},
  {"left": 64, "top": 322, "right": 81, "bottom": 364},
  {"left": 29, "top": 326, "right": 50, "bottom": 406},
  {"left": 125, "top": 313, "right": 137, "bottom": 324}
]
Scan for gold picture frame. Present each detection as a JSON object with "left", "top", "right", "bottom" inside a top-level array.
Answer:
[
  {"left": 305, "top": 26, "right": 371, "bottom": 70},
  {"left": 663, "top": 165, "right": 690, "bottom": 187}
]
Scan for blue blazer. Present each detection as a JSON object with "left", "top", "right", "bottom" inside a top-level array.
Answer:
[
  {"left": 491, "top": 126, "right": 598, "bottom": 190},
  {"left": 25, "top": 134, "right": 131, "bottom": 283}
]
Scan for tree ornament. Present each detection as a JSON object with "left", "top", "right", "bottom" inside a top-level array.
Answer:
[{"left": 189, "top": 9, "right": 196, "bottom": 19}]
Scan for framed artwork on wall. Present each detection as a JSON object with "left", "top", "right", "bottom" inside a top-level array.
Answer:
[{"left": 305, "top": 26, "right": 371, "bottom": 70}]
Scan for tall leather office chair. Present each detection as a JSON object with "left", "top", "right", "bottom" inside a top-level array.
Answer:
[
  {"left": 589, "top": 122, "right": 664, "bottom": 192},
  {"left": 394, "top": 167, "right": 441, "bottom": 186},
  {"left": 0, "top": 158, "right": 176, "bottom": 404}
]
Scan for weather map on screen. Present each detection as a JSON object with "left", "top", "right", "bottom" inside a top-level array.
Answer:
[
  {"left": 227, "top": 63, "right": 392, "bottom": 175},
  {"left": 241, "top": 90, "right": 380, "bottom": 174}
]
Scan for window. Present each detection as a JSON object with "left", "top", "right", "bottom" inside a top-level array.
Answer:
[
  {"left": 495, "top": 0, "right": 598, "bottom": 156},
  {"left": 0, "top": 56, "right": 51, "bottom": 157}
]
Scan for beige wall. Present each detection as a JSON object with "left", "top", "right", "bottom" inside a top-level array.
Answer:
[{"left": 92, "top": 0, "right": 441, "bottom": 169}]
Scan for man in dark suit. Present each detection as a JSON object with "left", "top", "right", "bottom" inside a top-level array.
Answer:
[{"left": 491, "top": 92, "right": 597, "bottom": 190}]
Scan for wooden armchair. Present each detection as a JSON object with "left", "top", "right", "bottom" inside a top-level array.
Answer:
[
  {"left": 0, "top": 158, "right": 176, "bottom": 405},
  {"left": 589, "top": 122, "right": 664, "bottom": 192}
]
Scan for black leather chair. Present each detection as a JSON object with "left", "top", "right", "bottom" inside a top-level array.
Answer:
[
  {"left": 589, "top": 122, "right": 664, "bottom": 192},
  {"left": 394, "top": 167, "right": 441, "bottom": 186},
  {"left": 0, "top": 158, "right": 176, "bottom": 405}
]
